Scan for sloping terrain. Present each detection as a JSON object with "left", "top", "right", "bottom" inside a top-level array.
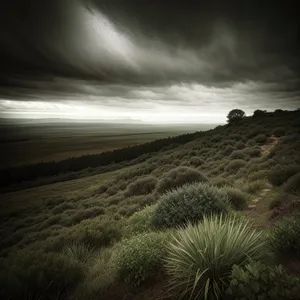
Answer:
[{"left": 0, "top": 110, "right": 300, "bottom": 300}]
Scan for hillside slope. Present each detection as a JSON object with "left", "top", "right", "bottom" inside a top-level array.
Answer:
[{"left": 1, "top": 109, "right": 300, "bottom": 300}]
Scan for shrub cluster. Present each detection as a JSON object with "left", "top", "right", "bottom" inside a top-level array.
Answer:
[
  {"left": 116, "top": 232, "right": 168, "bottom": 286},
  {"left": 152, "top": 183, "right": 230, "bottom": 229},
  {"left": 0, "top": 251, "right": 84, "bottom": 300},
  {"left": 283, "top": 172, "right": 300, "bottom": 194},
  {"left": 226, "top": 262, "right": 300, "bottom": 300},
  {"left": 220, "top": 186, "right": 249, "bottom": 210},
  {"left": 124, "top": 175, "right": 157, "bottom": 197},
  {"left": 225, "top": 159, "right": 246, "bottom": 173},
  {"left": 254, "top": 134, "right": 267, "bottom": 144},
  {"left": 268, "top": 164, "right": 300, "bottom": 186},
  {"left": 155, "top": 166, "right": 208, "bottom": 194},
  {"left": 270, "top": 214, "right": 300, "bottom": 259}
]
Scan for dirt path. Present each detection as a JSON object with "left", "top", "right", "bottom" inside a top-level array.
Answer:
[
  {"left": 243, "top": 182, "right": 273, "bottom": 228},
  {"left": 260, "top": 135, "right": 280, "bottom": 156}
]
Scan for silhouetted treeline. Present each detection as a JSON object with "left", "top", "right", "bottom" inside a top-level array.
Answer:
[{"left": 0, "top": 131, "right": 204, "bottom": 189}]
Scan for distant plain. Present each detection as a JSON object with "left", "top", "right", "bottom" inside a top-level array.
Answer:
[{"left": 0, "top": 121, "right": 218, "bottom": 168}]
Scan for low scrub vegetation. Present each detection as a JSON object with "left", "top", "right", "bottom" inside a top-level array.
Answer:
[
  {"left": 2, "top": 109, "right": 300, "bottom": 300},
  {"left": 155, "top": 166, "right": 208, "bottom": 194},
  {"left": 152, "top": 183, "right": 230, "bottom": 229},
  {"left": 116, "top": 231, "right": 168, "bottom": 286},
  {"left": 124, "top": 175, "right": 157, "bottom": 197},
  {"left": 225, "top": 159, "right": 246, "bottom": 173},
  {"left": 227, "top": 262, "right": 300, "bottom": 299},
  {"left": 221, "top": 186, "right": 249, "bottom": 210},
  {"left": 270, "top": 214, "right": 300, "bottom": 259},
  {"left": 268, "top": 164, "right": 300, "bottom": 186}
]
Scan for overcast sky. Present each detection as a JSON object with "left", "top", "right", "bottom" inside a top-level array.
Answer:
[{"left": 0, "top": 0, "right": 299, "bottom": 123}]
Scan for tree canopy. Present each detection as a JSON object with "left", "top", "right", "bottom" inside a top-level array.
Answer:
[{"left": 227, "top": 109, "right": 246, "bottom": 124}]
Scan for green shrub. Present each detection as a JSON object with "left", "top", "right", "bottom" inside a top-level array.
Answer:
[
  {"left": 97, "top": 184, "right": 108, "bottom": 194},
  {"left": 0, "top": 250, "right": 84, "bottom": 300},
  {"left": 229, "top": 150, "right": 249, "bottom": 160},
  {"left": 270, "top": 214, "right": 300, "bottom": 259},
  {"left": 189, "top": 157, "right": 204, "bottom": 167},
  {"left": 273, "top": 127, "right": 286, "bottom": 137},
  {"left": 241, "top": 179, "right": 265, "bottom": 194},
  {"left": 225, "top": 159, "right": 246, "bottom": 173},
  {"left": 124, "top": 176, "right": 157, "bottom": 197},
  {"left": 248, "top": 170, "right": 268, "bottom": 181},
  {"left": 72, "top": 207, "right": 105, "bottom": 223},
  {"left": 152, "top": 183, "right": 230, "bottom": 229},
  {"left": 180, "top": 160, "right": 191, "bottom": 166},
  {"left": 235, "top": 141, "right": 245, "bottom": 150},
  {"left": 70, "top": 221, "right": 122, "bottom": 248},
  {"left": 166, "top": 215, "right": 266, "bottom": 300},
  {"left": 226, "top": 262, "right": 300, "bottom": 300},
  {"left": 74, "top": 247, "right": 118, "bottom": 299},
  {"left": 211, "top": 177, "right": 232, "bottom": 187},
  {"left": 283, "top": 172, "right": 300, "bottom": 194},
  {"left": 254, "top": 134, "right": 267, "bottom": 144},
  {"left": 116, "top": 232, "right": 168, "bottom": 286},
  {"left": 221, "top": 186, "right": 249, "bottom": 210},
  {"left": 155, "top": 166, "right": 208, "bottom": 194},
  {"left": 244, "top": 146, "right": 261, "bottom": 157},
  {"left": 62, "top": 242, "right": 95, "bottom": 264},
  {"left": 223, "top": 145, "right": 236, "bottom": 155},
  {"left": 270, "top": 194, "right": 300, "bottom": 219},
  {"left": 124, "top": 205, "right": 154, "bottom": 235},
  {"left": 269, "top": 193, "right": 285, "bottom": 210},
  {"left": 268, "top": 164, "right": 300, "bottom": 186}
]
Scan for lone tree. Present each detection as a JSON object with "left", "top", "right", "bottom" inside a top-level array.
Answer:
[{"left": 227, "top": 109, "right": 245, "bottom": 124}]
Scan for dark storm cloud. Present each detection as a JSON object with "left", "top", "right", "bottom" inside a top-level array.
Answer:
[{"left": 0, "top": 0, "right": 299, "bottom": 116}]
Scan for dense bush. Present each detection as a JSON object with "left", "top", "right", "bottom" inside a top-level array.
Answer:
[
  {"left": 254, "top": 134, "right": 267, "bottom": 143},
  {"left": 229, "top": 150, "right": 250, "bottom": 160},
  {"left": 223, "top": 145, "right": 236, "bottom": 155},
  {"left": 155, "top": 166, "right": 208, "bottom": 194},
  {"left": 248, "top": 170, "right": 267, "bottom": 181},
  {"left": 221, "top": 186, "right": 249, "bottom": 210},
  {"left": 211, "top": 177, "right": 232, "bottom": 187},
  {"left": 225, "top": 159, "right": 246, "bottom": 173},
  {"left": 235, "top": 141, "right": 245, "bottom": 150},
  {"left": 269, "top": 193, "right": 286, "bottom": 210},
  {"left": 0, "top": 251, "right": 84, "bottom": 300},
  {"left": 273, "top": 127, "right": 286, "bottom": 137},
  {"left": 152, "top": 183, "right": 230, "bottom": 229},
  {"left": 268, "top": 164, "right": 300, "bottom": 186},
  {"left": 270, "top": 214, "right": 300, "bottom": 259},
  {"left": 124, "top": 176, "right": 157, "bottom": 197},
  {"left": 166, "top": 215, "right": 265, "bottom": 300},
  {"left": 73, "top": 247, "right": 118, "bottom": 299},
  {"left": 283, "top": 172, "right": 300, "bottom": 194},
  {"left": 241, "top": 179, "right": 265, "bottom": 194},
  {"left": 116, "top": 232, "right": 168, "bottom": 286},
  {"left": 189, "top": 156, "right": 204, "bottom": 167},
  {"left": 271, "top": 197, "right": 300, "bottom": 221},
  {"left": 244, "top": 146, "right": 261, "bottom": 157},
  {"left": 226, "top": 262, "right": 300, "bottom": 300},
  {"left": 124, "top": 205, "right": 154, "bottom": 235}
]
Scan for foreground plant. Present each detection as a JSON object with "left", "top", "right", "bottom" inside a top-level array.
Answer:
[
  {"left": 165, "top": 214, "right": 266, "bottom": 300},
  {"left": 226, "top": 262, "right": 300, "bottom": 300},
  {"left": 62, "top": 242, "right": 95, "bottom": 264}
]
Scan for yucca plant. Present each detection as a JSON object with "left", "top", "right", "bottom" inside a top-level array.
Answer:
[
  {"left": 62, "top": 242, "right": 95, "bottom": 265},
  {"left": 165, "top": 214, "right": 266, "bottom": 300}
]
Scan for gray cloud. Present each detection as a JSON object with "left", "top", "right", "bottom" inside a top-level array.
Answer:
[{"left": 0, "top": 0, "right": 299, "bottom": 122}]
